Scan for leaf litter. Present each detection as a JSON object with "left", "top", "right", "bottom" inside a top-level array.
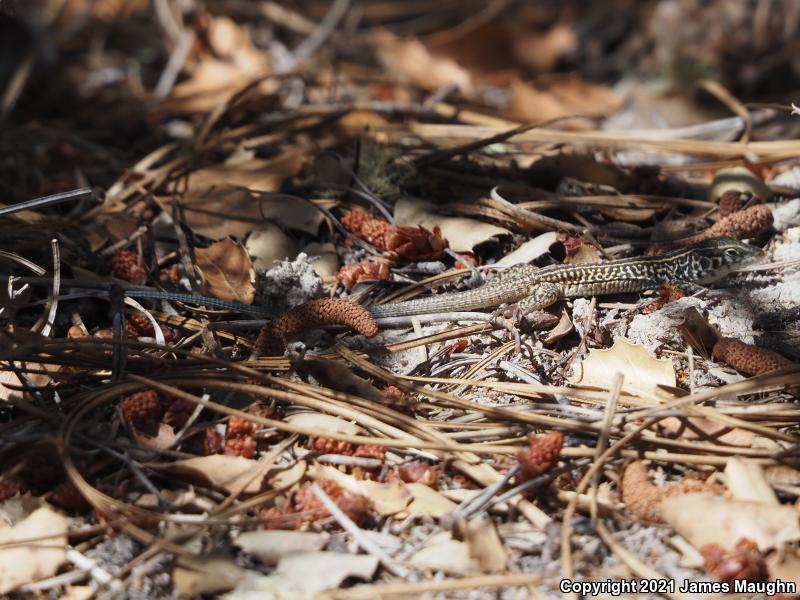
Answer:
[{"left": 1, "top": 1, "right": 800, "bottom": 599}]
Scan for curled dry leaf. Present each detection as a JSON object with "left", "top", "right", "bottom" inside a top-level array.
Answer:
[
  {"left": 173, "top": 556, "right": 244, "bottom": 597},
  {"left": 374, "top": 30, "right": 473, "bottom": 95},
  {"left": 494, "top": 231, "right": 559, "bottom": 267},
  {"left": 724, "top": 457, "right": 778, "bottom": 505},
  {"left": 394, "top": 197, "right": 510, "bottom": 253},
  {"left": 166, "top": 16, "right": 274, "bottom": 114},
  {"left": 307, "top": 464, "right": 411, "bottom": 515},
  {"left": 409, "top": 533, "right": 480, "bottom": 575},
  {"left": 274, "top": 551, "right": 379, "bottom": 598},
  {"left": 195, "top": 238, "right": 255, "bottom": 304},
  {"left": 503, "top": 76, "right": 621, "bottom": 127},
  {"left": 568, "top": 336, "right": 676, "bottom": 397},
  {"left": 234, "top": 530, "right": 330, "bottom": 566},
  {"left": 0, "top": 506, "right": 68, "bottom": 595},
  {"left": 405, "top": 482, "right": 457, "bottom": 518},
  {"left": 462, "top": 516, "right": 508, "bottom": 572},
  {"left": 660, "top": 492, "right": 800, "bottom": 552},
  {"left": 302, "top": 242, "right": 339, "bottom": 278},
  {"left": 284, "top": 412, "right": 363, "bottom": 436},
  {"left": 259, "top": 193, "right": 325, "bottom": 235}
]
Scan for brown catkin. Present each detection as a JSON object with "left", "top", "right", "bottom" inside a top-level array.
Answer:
[
  {"left": 712, "top": 337, "right": 793, "bottom": 375},
  {"left": 255, "top": 299, "right": 378, "bottom": 356}
]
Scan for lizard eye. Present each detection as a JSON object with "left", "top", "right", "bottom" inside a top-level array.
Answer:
[{"left": 724, "top": 248, "right": 740, "bottom": 259}]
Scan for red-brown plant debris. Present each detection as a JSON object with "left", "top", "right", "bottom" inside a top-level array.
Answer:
[
  {"left": 620, "top": 460, "right": 722, "bottom": 523},
  {"left": 224, "top": 415, "right": 258, "bottom": 458},
  {"left": 111, "top": 249, "right": 146, "bottom": 283},
  {"left": 341, "top": 208, "right": 447, "bottom": 261},
  {"left": 353, "top": 444, "right": 386, "bottom": 461},
  {"left": 121, "top": 390, "right": 166, "bottom": 435},
  {"left": 641, "top": 283, "right": 685, "bottom": 314},
  {"left": 310, "top": 437, "right": 354, "bottom": 455},
  {"left": 646, "top": 205, "right": 773, "bottom": 254},
  {"left": 712, "top": 337, "right": 794, "bottom": 375},
  {"left": 126, "top": 312, "right": 177, "bottom": 342},
  {"left": 255, "top": 298, "right": 379, "bottom": 356},
  {"left": 336, "top": 258, "right": 391, "bottom": 290},
  {"left": 260, "top": 479, "right": 371, "bottom": 529},
  {"left": 717, "top": 190, "right": 748, "bottom": 217},
  {"left": 49, "top": 481, "right": 91, "bottom": 512},
  {"left": 0, "top": 477, "right": 26, "bottom": 501},
  {"left": 182, "top": 427, "right": 224, "bottom": 456},
  {"left": 517, "top": 431, "right": 564, "bottom": 483},
  {"left": 394, "top": 462, "right": 439, "bottom": 488},
  {"left": 701, "top": 538, "right": 769, "bottom": 582}
]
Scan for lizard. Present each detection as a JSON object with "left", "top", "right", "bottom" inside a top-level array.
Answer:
[{"left": 367, "top": 237, "right": 763, "bottom": 319}]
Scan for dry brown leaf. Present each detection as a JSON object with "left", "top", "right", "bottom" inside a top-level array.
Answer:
[
  {"left": 188, "top": 151, "right": 303, "bottom": 192},
  {"left": 165, "top": 185, "right": 262, "bottom": 239},
  {"left": 245, "top": 223, "right": 300, "bottom": 272},
  {"left": 195, "top": 238, "right": 255, "bottom": 303},
  {"left": 259, "top": 194, "right": 324, "bottom": 235},
  {"left": 543, "top": 308, "right": 574, "bottom": 345},
  {"left": 494, "top": 231, "right": 559, "bottom": 267},
  {"left": 167, "top": 16, "right": 273, "bottom": 114},
  {"left": 374, "top": 30, "right": 473, "bottom": 95},
  {"left": 394, "top": 197, "right": 510, "bottom": 253},
  {"left": 656, "top": 416, "right": 755, "bottom": 447},
  {"left": 0, "top": 506, "right": 68, "bottom": 595},
  {"left": 512, "top": 20, "right": 577, "bottom": 72},
  {"left": 274, "top": 551, "right": 379, "bottom": 597},
  {"left": 568, "top": 337, "right": 676, "bottom": 397},
  {"left": 405, "top": 482, "right": 457, "bottom": 518},
  {"left": 234, "top": 531, "right": 330, "bottom": 566},
  {"left": 504, "top": 76, "right": 621, "bottom": 126},
  {"left": 409, "top": 533, "right": 480, "bottom": 575},
  {"left": 166, "top": 455, "right": 265, "bottom": 495},
  {"left": 660, "top": 492, "right": 800, "bottom": 552},
  {"left": 724, "top": 457, "right": 779, "bottom": 505},
  {"left": 307, "top": 464, "right": 411, "bottom": 515},
  {"left": 283, "top": 412, "right": 363, "bottom": 436},
  {"left": 463, "top": 516, "right": 508, "bottom": 572},
  {"left": 173, "top": 556, "right": 244, "bottom": 597}
]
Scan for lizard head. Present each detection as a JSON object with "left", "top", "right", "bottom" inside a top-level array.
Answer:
[{"left": 687, "top": 237, "right": 764, "bottom": 284}]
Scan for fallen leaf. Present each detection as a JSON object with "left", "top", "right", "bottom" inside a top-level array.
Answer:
[
  {"left": 657, "top": 416, "right": 754, "bottom": 446},
  {"left": 173, "top": 556, "right": 244, "bottom": 598},
  {"left": 132, "top": 422, "right": 178, "bottom": 450},
  {"left": 374, "top": 30, "right": 473, "bottom": 95},
  {"left": 494, "top": 231, "right": 559, "bottom": 267},
  {"left": 245, "top": 223, "right": 300, "bottom": 272},
  {"left": 274, "top": 551, "right": 378, "bottom": 597},
  {"left": 195, "top": 238, "right": 255, "bottom": 303},
  {"left": 394, "top": 197, "right": 510, "bottom": 253},
  {"left": 409, "top": 533, "right": 480, "bottom": 574},
  {"left": 165, "top": 455, "right": 265, "bottom": 494},
  {"left": 568, "top": 337, "right": 676, "bottom": 397},
  {"left": 512, "top": 20, "right": 577, "bottom": 72},
  {"left": 307, "top": 464, "right": 411, "bottom": 515},
  {"left": 188, "top": 152, "right": 304, "bottom": 193},
  {"left": 284, "top": 412, "right": 363, "bottom": 436},
  {"left": 405, "top": 482, "right": 457, "bottom": 518},
  {"left": 167, "top": 16, "right": 273, "bottom": 114},
  {"left": 234, "top": 530, "right": 330, "bottom": 565},
  {"left": 660, "top": 492, "right": 800, "bottom": 552},
  {"left": 504, "top": 76, "right": 621, "bottom": 127},
  {"left": 542, "top": 309, "right": 574, "bottom": 345},
  {"left": 0, "top": 506, "right": 68, "bottom": 595},
  {"left": 259, "top": 194, "right": 324, "bottom": 235},
  {"left": 463, "top": 516, "right": 508, "bottom": 572},
  {"left": 167, "top": 185, "right": 263, "bottom": 239},
  {"left": 725, "top": 457, "right": 779, "bottom": 505}
]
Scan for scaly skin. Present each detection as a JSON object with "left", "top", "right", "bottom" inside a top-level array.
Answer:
[{"left": 368, "top": 237, "right": 762, "bottom": 318}]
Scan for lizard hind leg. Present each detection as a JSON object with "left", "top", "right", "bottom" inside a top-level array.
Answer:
[{"left": 517, "top": 282, "right": 562, "bottom": 314}]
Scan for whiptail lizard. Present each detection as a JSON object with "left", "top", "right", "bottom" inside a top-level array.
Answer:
[
  {"left": 9, "top": 238, "right": 761, "bottom": 320},
  {"left": 367, "top": 237, "right": 762, "bottom": 318}
]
